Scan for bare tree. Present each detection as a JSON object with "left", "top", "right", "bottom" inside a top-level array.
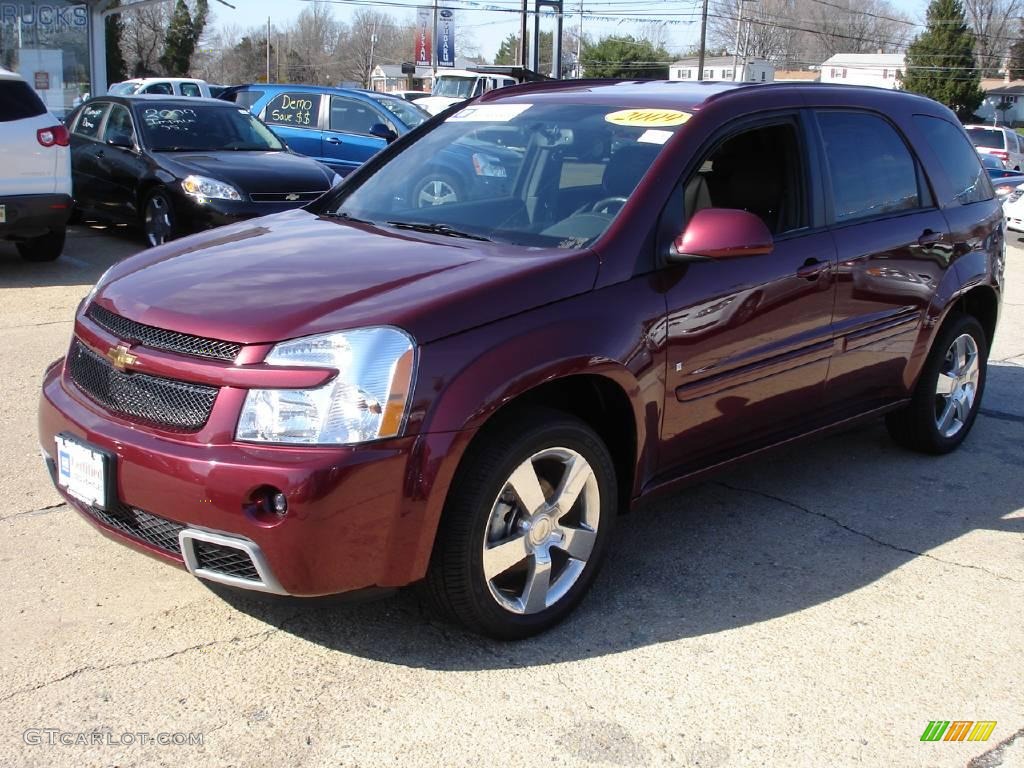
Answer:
[
  {"left": 120, "top": 1, "right": 171, "bottom": 76},
  {"left": 964, "top": 0, "right": 1024, "bottom": 77},
  {"left": 289, "top": 1, "right": 344, "bottom": 84}
]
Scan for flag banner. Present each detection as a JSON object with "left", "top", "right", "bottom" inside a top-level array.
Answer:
[
  {"left": 415, "top": 7, "right": 431, "bottom": 67},
  {"left": 437, "top": 8, "right": 456, "bottom": 67}
]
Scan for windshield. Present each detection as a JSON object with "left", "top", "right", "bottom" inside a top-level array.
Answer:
[
  {"left": 139, "top": 104, "right": 285, "bottom": 151},
  {"left": 367, "top": 92, "right": 428, "bottom": 128},
  {"left": 434, "top": 77, "right": 477, "bottom": 99},
  {"left": 967, "top": 128, "right": 1005, "bottom": 149},
  {"left": 109, "top": 81, "right": 141, "bottom": 95},
  {"left": 318, "top": 101, "right": 683, "bottom": 248}
]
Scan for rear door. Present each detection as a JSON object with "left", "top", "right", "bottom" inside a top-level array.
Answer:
[
  {"left": 322, "top": 95, "right": 388, "bottom": 175},
  {"left": 261, "top": 90, "right": 324, "bottom": 162},
  {"left": 814, "top": 109, "right": 951, "bottom": 413},
  {"left": 0, "top": 76, "right": 59, "bottom": 196},
  {"left": 68, "top": 101, "right": 110, "bottom": 213}
]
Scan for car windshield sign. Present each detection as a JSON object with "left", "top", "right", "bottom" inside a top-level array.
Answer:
[
  {"left": 140, "top": 104, "right": 285, "bottom": 152},
  {"left": 321, "top": 102, "right": 686, "bottom": 249}
]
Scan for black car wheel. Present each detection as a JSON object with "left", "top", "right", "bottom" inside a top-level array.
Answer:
[
  {"left": 142, "top": 189, "right": 176, "bottom": 247},
  {"left": 16, "top": 228, "right": 66, "bottom": 262}
]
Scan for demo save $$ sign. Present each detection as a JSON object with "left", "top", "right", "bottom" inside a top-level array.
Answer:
[{"left": 269, "top": 95, "right": 317, "bottom": 126}]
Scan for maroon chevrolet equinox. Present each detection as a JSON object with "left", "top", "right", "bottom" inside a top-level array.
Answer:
[{"left": 39, "top": 81, "right": 1003, "bottom": 638}]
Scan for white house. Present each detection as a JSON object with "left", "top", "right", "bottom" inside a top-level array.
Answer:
[
  {"left": 975, "top": 83, "right": 1024, "bottom": 126},
  {"left": 819, "top": 53, "right": 904, "bottom": 89},
  {"left": 669, "top": 56, "right": 774, "bottom": 83}
]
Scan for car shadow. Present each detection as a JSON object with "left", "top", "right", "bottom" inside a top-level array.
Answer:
[
  {"left": 0, "top": 222, "right": 144, "bottom": 289},
  {"left": 216, "top": 361, "right": 1024, "bottom": 669}
]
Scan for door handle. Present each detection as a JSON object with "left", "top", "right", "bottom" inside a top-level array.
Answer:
[
  {"left": 796, "top": 258, "right": 828, "bottom": 280},
  {"left": 325, "top": 137, "right": 342, "bottom": 145},
  {"left": 917, "top": 229, "right": 943, "bottom": 247}
]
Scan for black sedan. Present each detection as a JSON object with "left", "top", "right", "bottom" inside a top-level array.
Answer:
[{"left": 65, "top": 95, "right": 340, "bottom": 246}]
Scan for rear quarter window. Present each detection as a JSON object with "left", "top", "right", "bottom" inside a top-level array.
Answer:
[
  {"left": 74, "top": 103, "right": 107, "bottom": 138},
  {"left": 0, "top": 79, "right": 47, "bottom": 122},
  {"left": 915, "top": 116, "right": 994, "bottom": 205}
]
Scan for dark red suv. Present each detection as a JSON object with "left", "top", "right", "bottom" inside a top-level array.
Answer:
[{"left": 39, "top": 81, "right": 1003, "bottom": 638}]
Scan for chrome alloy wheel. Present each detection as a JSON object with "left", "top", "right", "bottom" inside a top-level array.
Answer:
[
  {"left": 482, "top": 448, "right": 600, "bottom": 615},
  {"left": 934, "top": 333, "right": 980, "bottom": 438},
  {"left": 416, "top": 179, "right": 458, "bottom": 207},
  {"left": 144, "top": 194, "right": 173, "bottom": 246}
]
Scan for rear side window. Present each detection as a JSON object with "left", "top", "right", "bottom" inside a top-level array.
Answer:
[
  {"left": 818, "top": 111, "right": 920, "bottom": 223},
  {"left": 226, "top": 89, "right": 263, "bottom": 110},
  {"left": 967, "top": 128, "right": 1005, "bottom": 150},
  {"left": 74, "top": 103, "right": 107, "bottom": 138},
  {"left": 141, "top": 82, "right": 173, "bottom": 95},
  {"left": 915, "top": 116, "right": 994, "bottom": 205},
  {"left": 264, "top": 92, "right": 319, "bottom": 128},
  {"left": 180, "top": 82, "right": 201, "bottom": 97},
  {"left": 0, "top": 79, "right": 47, "bottom": 122}
]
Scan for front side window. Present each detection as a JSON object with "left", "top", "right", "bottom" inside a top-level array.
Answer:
[
  {"left": 263, "top": 92, "right": 320, "bottom": 128},
  {"left": 139, "top": 104, "right": 284, "bottom": 151},
  {"left": 141, "top": 82, "right": 173, "bottom": 95},
  {"left": 818, "top": 111, "right": 920, "bottom": 222},
  {"left": 180, "top": 82, "right": 202, "bottom": 97},
  {"left": 318, "top": 102, "right": 687, "bottom": 249},
  {"left": 74, "top": 103, "right": 107, "bottom": 138},
  {"left": 914, "top": 115, "right": 993, "bottom": 205},
  {"left": 365, "top": 93, "right": 428, "bottom": 128},
  {"left": 102, "top": 104, "right": 135, "bottom": 144}
]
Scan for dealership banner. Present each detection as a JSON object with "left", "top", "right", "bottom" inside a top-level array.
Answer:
[
  {"left": 414, "top": 7, "right": 431, "bottom": 67},
  {"left": 437, "top": 8, "right": 455, "bottom": 67}
]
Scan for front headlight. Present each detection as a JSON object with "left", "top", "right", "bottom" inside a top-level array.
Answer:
[
  {"left": 181, "top": 174, "right": 242, "bottom": 202},
  {"left": 235, "top": 327, "right": 416, "bottom": 445}
]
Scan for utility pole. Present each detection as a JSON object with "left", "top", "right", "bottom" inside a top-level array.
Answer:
[
  {"left": 697, "top": 0, "right": 708, "bottom": 81},
  {"left": 432, "top": 0, "right": 439, "bottom": 80},
  {"left": 266, "top": 16, "right": 271, "bottom": 83},
  {"left": 731, "top": 0, "right": 743, "bottom": 82},
  {"left": 576, "top": 0, "right": 583, "bottom": 78},
  {"left": 520, "top": 0, "right": 528, "bottom": 67}
]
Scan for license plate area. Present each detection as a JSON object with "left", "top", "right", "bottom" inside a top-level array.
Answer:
[
  {"left": 0, "top": 204, "right": 6, "bottom": 224},
  {"left": 55, "top": 433, "right": 115, "bottom": 509}
]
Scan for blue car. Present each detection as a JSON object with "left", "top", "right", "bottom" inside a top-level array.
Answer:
[{"left": 220, "top": 84, "right": 429, "bottom": 176}]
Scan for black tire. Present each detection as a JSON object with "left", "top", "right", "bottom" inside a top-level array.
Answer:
[
  {"left": 423, "top": 408, "right": 617, "bottom": 639},
  {"left": 16, "top": 228, "right": 65, "bottom": 262},
  {"left": 141, "top": 188, "right": 177, "bottom": 247},
  {"left": 411, "top": 172, "right": 464, "bottom": 209},
  {"left": 886, "top": 313, "right": 988, "bottom": 454}
]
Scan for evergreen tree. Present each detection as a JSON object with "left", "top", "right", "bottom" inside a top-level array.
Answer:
[
  {"left": 901, "top": 0, "right": 983, "bottom": 120},
  {"left": 159, "top": 0, "right": 209, "bottom": 76},
  {"left": 105, "top": 0, "right": 127, "bottom": 84},
  {"left": 580, "top": 36, "right": 669, "bottom": 79}
]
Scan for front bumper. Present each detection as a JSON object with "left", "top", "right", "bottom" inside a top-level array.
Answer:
[
  {"left": 0, "top": 193, "right": 72, "bottom": 240},
  {"left": 39, "top": 359, "right": 467, "bottom": 596},
  {"left": 173, "top": 193, "right": 322, "bottom": 233}
]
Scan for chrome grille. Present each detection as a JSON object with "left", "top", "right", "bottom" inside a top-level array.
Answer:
[
  {"left": 192, "top": 539, "right": 260, "bottom": 580},
  {"left": 86, "top": 304, "right": 242, "bottom": 362},
  {"left": 67, "top": 340, "right": 217, "bottom": 431},
  {"left": 82, "top": 501, "right": 185, "bottom": 558}
]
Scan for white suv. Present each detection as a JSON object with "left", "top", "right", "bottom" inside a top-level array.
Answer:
[
  {"left": 0, "top": 67, "right": 72, "bottom": 261},
  {"left": 108, "top": 77, "right": 212, "bottom": 98},
  {"left": 965, "top": 124, "right": 1024, "bottom": 171}
]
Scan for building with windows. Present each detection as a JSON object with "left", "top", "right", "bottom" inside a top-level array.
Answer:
[
  {"left": 819, "top": 54, "right": 903, "bottom": 89},
  {"left": 669, "top": 56, "right": 774, "bottom": 83},
  {"left": 975, "top": 82, "right": 1024, "bottom": 126}
]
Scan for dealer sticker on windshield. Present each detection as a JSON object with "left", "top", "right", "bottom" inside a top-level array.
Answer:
[
  {"left": 448, "top": 104, "right": 532, "bottom": 122},
  {"left": 605, "top": 108, "right": 691, "bottom": 128}
]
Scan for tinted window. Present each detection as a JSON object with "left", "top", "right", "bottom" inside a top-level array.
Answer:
[
  {"left": 0, "top": 79, "right": 47, "bottom": 122},
  {"left": 227, "top": 89, "right": 263, "bottom": 110},
  {"left": 139, "top": 103, "right": 284, "bottom": 151},
  {"left": 141, "top": 82, "right": 173, "bottom": 95},
  {"left": 108, "top": 82, "right": 140, "bottom": 95},
  {"left": 264, "top": 92, "right": 319, "bottom": 128},
  {"left": 74, "top": 103, "right": 107, "bottom": 138},
  {"left": 179, "top": 82, "right": 201, "bottom": 97},
  {"left": 329, "top": 96, "right": 379, "bottom": 134},
  {"left": 102, "top": 104, "right": 135, "bottom": 143},
  {"left": 818, "top": 111, "right": 920, "bottom": 222},
  {"left": 915, "top": 116, "right": 994, "bottom": 205},
  {"left": 365, "top": 92, "right": 428, "bottom": 128},
  {"left": 967, "top": 128, "right": 1004, "bottom": 149}
]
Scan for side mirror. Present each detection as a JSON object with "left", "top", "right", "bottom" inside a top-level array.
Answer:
[
  {"left": 670, "top": 208, "right": 774, "bottom": 261},
  {"left": 106, "top": 131, "right": 134, "bottom": 149},
  {"left": 369, "top": 123, "right": 398, "bottom": 143}
]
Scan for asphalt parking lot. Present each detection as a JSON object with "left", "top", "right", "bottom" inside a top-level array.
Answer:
[{"left": 1, "top": 225, "right": 1022, "bottom": 768}]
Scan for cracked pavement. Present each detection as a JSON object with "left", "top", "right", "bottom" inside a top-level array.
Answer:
[{"left": 0, "top": 227, "right": 1022, "bottom": 767}]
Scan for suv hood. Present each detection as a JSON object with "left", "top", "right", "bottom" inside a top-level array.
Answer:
[
  {"left": 158, "top": 151, "right": 334, "bottom": 194},
  {"left": 93, "top": 209, "right": 598, "bottom": 345}
]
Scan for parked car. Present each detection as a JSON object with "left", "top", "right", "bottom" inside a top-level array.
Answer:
[
  {"left": 221, "top": 84, "right": 428, "bottom": 176},
  {"left": 0, "top": 66, "right": 72, "bottom": 261},
  {"left": 64, "top": 95, "right": 341, "bottom": 246},
  {"left": 389, "top": 90, "right": 431, "bottom": 103},
  {"left": 965, "top": 124, "right": 1024, "bottom": 170},
  {"left": 39, "top": 82, "right": 1003, "bottom": 639},
  {"left": 415, "top": 69, "right": 518, "bottom": 115},
  {"left": 109, "top": 78, "right": 213, "bottom": 98}
]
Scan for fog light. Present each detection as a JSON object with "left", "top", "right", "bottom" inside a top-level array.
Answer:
[{"left": 272, "top": 493, "right": 288, "bottom": 515}]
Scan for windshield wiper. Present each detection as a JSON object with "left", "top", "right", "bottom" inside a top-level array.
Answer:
[
  {"left": 322, "top": 211, "right": 375, "bottom": 226},
  {"left": 386, "top": 221, "right": 491, "bottom": 241}
]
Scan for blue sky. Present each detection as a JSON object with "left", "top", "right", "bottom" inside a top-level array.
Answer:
[{"left": 207, "top": 0, "right": 930, "bottom": 66}]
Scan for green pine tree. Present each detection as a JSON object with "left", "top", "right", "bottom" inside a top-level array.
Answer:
[
  {"left": 159, "top": 0, "right": 209, "bottom": 76},
  {"left": 105, "top": 0, "right": 127, "bottom": 84},
  {"left": 580, "top": 36, "right": 669, "bottom": 79},
  {"left": 901, "top": 0, "right": 983, "bottom": 120}
]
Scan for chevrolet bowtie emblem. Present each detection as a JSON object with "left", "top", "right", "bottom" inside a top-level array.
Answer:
[
  {"left": 285, "top": 193, "right": 300, "bottom": 201},
  {"left": 106, "top": 344, "right": 138, "bottom": 372}
]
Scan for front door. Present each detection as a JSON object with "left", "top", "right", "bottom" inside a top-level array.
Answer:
[
  {"left": 94, "top": 104, "right": 147, "bottom": 222},
  {"left": 322, "top": 95, "right": 388, "bottom": 176},
  {"left": 659, "top": 118, "right": 838, "bottom": 474}
]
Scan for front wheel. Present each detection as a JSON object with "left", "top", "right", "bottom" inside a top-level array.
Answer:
[
  {"left": 886, "top": 313, "right": 988, "bottom": 454},
  {"left": 423, "top": 409, "right": 617, "bottom": 639},
  {"left": 141, "top": 189, "right": 176, "bottom": 247},
  {"left": 411, "top": 172, "right": 463, "bottom": 208}
]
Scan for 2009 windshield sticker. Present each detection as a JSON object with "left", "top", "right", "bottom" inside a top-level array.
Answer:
[
  {"left": 448, "top": 104, "right": 532, "bottom": 122},
  {"left": 605, "top": 109, "right": 691, "bottom": 127}
]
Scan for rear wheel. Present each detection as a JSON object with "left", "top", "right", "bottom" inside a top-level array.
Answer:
[
  {"left": 886, "top": 313, "right": 987, "bottom": 454},
  {"left": 141, "top": 189, "right": 176, "bottom": 247},
  {"left": 16, "top": 228, "right": 65, "bottom": 262},
  {"left": 423, "top": 409, "right": 617, "bottom": 639}
]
